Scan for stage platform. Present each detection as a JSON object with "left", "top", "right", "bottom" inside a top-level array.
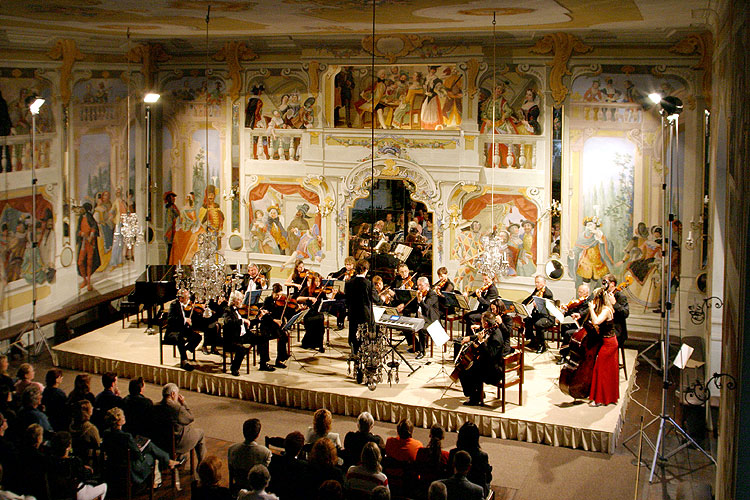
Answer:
[{"left": 53, "top": 322, "right": 637, "bottom": 454}]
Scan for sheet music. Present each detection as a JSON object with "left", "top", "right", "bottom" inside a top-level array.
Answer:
[
  {"left": 531, "top": 296, "right": 548, "bottom": 315},
  {"left": 373, "top": 306, "right": 386, "bottom": 320},
  {"left": 426, "top": 321, "right": 450, "bottom": 348},
  {"left": 510, "top": 301, "right": 531, "bottom": 317},
  {"left": 393, "top": 244, "right": 413, "bottom": 262},
  {"left": 673, "top": 343, "right": 694, "bottom": 370},
  {"left": 544, "top": 298, "right": 565, "bottom": 324}
]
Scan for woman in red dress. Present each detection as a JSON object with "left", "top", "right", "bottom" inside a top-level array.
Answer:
[{"left": 588, "top": 287, "right": 620, "bottom": 406}]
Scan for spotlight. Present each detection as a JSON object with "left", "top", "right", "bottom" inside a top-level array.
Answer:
[
  {"left": 661, "top": 96, "right": 683, "bottom": 117},
  {"left": 25, "top": 96, "right": 45, "bottom": 115},
  {"left": 143, "top": 93, "right": 161, "bottom": 103},
  {"left": 648, "top": 92, "right": 662, "bottom": 105}
]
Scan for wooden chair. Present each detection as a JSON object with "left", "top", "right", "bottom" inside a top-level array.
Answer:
[
  {"left": 120, "top": 294, "right": 143, "bottom": 329},
  {"left": 381, "top": 456, "right": 417, "bottom": 499},
  {"left": 158, "top": 310, "right": 195, "bottom": 366},
  {"left": 494, "top": 346, "right": 524, "bottom": 413},
  {"left": 543, "top": 322, "right": 562, "bottom": 349},
  {"left": 620, "top": 346, "right": 628, "bottom": 380},
  {"left": 264, "top": 435, "right": 286, "bottom": 455}
]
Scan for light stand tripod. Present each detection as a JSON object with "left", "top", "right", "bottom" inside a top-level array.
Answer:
[{"left": 623, "top": 96, "right": 715, "bottom": 482}]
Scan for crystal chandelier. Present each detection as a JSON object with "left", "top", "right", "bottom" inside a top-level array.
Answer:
[
  {"left": 179, "top": 230, "right": 226, "bottom": 306},
  {"left": 115, "top": 212, "right": 144, "bottom": 250},
  {"left": 477, "top": 231, "right": 510, "bottom": 279}
]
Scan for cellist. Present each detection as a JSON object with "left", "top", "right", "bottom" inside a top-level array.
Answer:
[
  {"left": 454, "top": 311, "right": 508, "bottom": 406},
  {"left": 557, "top": 283, "right": 591, "bottom": 365}
]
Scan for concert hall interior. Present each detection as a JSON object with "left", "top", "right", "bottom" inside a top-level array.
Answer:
[{"left": 0, "top": 1, "right": 749, "bottom": 499}]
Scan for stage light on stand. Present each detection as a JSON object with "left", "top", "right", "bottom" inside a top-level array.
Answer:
[
  {"left": 648, "top": 92, "right": 662, "bottom": 105},
  {"left": 144, "top": 92, "right": 161, "bottom": 104}
]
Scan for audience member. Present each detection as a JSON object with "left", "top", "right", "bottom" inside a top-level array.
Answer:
[
  {"left": 122, "top": 377, "right": 153, "bottom": 438},
  {"left": 316, "top": 479, "right": 344, "bottom": 500},
  {"left": 384, "top": 418, "right": 422, "bottom": 462},
  {"left": 0, "top": 463, "right": 35, "bottom": 500},
  {"left": 69, "top": 400, "right": 101, "bottom": 464},
  {"left": 0, "top": 414, "right": 19, "bottom": 494},
  {"left": 153, "top": 383, "right": 205, "bottom": 463},
  {"left": 192, "top": 455, "right": 232, "bottom": 500},
  {"left": 440, "top": 450, "right": 483, "bottom": 500},
  {"left": 345, "top": 442, "right": 389, "bottom": 496},
  {"left": 305, "top": 408, "right": 342, "bottom": 449},
  {"left": 66, "top": 374, "right": 96, "bottom": 408},
  {"left": 268, "top": 431, "right": 308, "bottom": 500},
  {"left": 237, "top": 464, "right": 278, "bottom": 500},
  {"left": 0, "top": 388, "right": 15, "bottom": 432},
  {"left": 93, "top": 372, "right": 123, "bottom": 426},
  {"left": 0, "top": 356, "right": 13, "bottom": 394},
  {"left": 101, "top": 408, "right": 179, "bottom": 488},
  {"left": 13, "top": 364, "right": 43, "bottom": 399},
  {"left": 17, "top": 386, "right": 53, "bottom": 434},
  {"left": 302, "top": 437, "right": 344, "bottom": 492},
  {"left": 427, "top": 480, "right": 448, "bottom": 500},
  {"left": 46, "top": 431, "right": 108, "bottom": 500},
  {"left": 228, "top": 417, "right": 271, "bottom": 492},
  {"left": 42, "top": 368, "right": 68, "bottom": 431},
  {"left": 371, "top": 485, "right": 391, "bottom": 500},
  {"left": 415, "top": 425, "right": 450, "bottom": 489},
  {"left": 15, "top": 424, "right": 47, "bottom": 500},
  {"left": 343, "top": 411, "right": 384, "bottom": 467},
  {"left": 447, "top": 422, "right": 491, "bottom": 496}
]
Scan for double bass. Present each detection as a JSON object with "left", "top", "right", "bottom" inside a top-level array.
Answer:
[{"left": 558, "top": 277, "right": 632, "bottom": 399}]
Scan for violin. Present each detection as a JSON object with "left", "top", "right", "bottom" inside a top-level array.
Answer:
[
  {"left": 433, "top": 277, "right": 448, "bottom": 292},
  {"left": 183, "top": 302, "right": 206, "bottom": 315},
  {"left": 275, "top": 294, "right": 299, "bottom": 311},
  {"left": 467, "top": 282, "right": 491, "bottom": 297},
  {"left": 345, "top": 268, "right": 355, "bottom": 279},
  {"left": 401, "top": 272, "right": 417, "bottom": 289},
  {"left": 238, "top": 304, "right": 260, "bottom": 318},
  {"left": 564, "top": 276, "right": 633, "bottom": 311}
]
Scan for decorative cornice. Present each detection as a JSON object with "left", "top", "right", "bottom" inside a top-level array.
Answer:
[
  {"left": 47, "top": 39, "right": 84, "bottom": 106},
  {"left": 214, "top": 41, "right": 257, "bottom": 102},
  {"left": 361, "top": 34, "right": 434, "bottom": 64},
  {"left": 127, "top": 43, "right": 170, "bottom": 90},
  {"left": 530, "top": 33, "right": 592, "bottom": 107},
  {"left": 669, "top": 32, "right": 712, "bottom": 107}
]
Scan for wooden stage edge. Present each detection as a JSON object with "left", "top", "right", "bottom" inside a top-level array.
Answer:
[{"left": 53, "top": 322, "right": 638, "bottom": 454}]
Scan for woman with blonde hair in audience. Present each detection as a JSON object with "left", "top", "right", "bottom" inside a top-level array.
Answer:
[
  {"left": 13, "top": 364, "right": 43, "bottom": 398},
  {"left": 192, "top": 455, "right": 232, "bottom": 500},
  {"left": 69, "top": 400, "right": 101, "bottom": 464},
  {"left": 345, "top": 441, "right": 389, "bottom": 496},
  {"left": 303, "top": 437, "right": 344, "bottom": 492}
]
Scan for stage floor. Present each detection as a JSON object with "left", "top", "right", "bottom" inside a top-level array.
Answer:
[{"left": 54, "top": 321, "right": 637, "bottom": 454}]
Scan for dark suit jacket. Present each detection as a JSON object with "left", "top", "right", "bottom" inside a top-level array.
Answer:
[
  {"left": 613, "top": 290, "right": 629, "bottom": 343},
  {"left": 345, "top": 276, "right": 373, "bottom": 328},
  {"left": 475, "top": 284, "right": 499, "bottom": 312},
  {"left": 440, "top": 474, "right": 484, "bottom": 500},
  {"left": 447, "top": 447, "right": 492, "bottom": 495},
  {"left": 418, "top": 290, "right": 441, "bottom": 325},
  {"left": 167, "top": 300, "right": 190, "bottom": 334},
  {"left": 123, "top": 393, "right": 154, "bottom": 438},
  {"left": 222, "top": 306, "right": 246, "bottom": 345}
]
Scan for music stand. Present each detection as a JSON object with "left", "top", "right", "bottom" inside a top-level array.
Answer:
[
  {"left": 282, "top": 308, "right": 308, "bottom": 332},
  {"left": 245, "top": 289, "right": 263, "bottom": 306},
  {"left": 375, "top": 311, "right": 420, "bottom": 377},
  {"left": 425, "top": 321, "right": 453, "bottom": 386}
]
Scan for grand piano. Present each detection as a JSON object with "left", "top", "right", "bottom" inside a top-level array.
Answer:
[{"left": 131, "top": 265, "right": 180, "bottom": 331}]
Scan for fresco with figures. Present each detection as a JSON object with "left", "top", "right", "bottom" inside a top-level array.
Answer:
[
  {"left": 161, "top": 74, "right": 227, "bottom": 265},
  {"left": 452, "top": 193, "right": 539, "bottom": 289},
  {"left": 568, "top": 71, "right": 686, "bottom": 306},
  {"left": 246, "top": 183, "right": 324, "bottom": 268}
]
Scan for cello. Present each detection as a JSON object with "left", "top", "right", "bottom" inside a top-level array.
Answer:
[{"left": 558, "top": 277, "right": 632, "bottom": 399}]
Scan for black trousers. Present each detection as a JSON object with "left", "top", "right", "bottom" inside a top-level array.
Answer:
[
  {"left": 177, "top": 329, "right": 202, "bottom": 363},
  {"left": 405, "top": 328, "right": 427, "bottom": 353},
  {"left": 524, "top": 314, "right": 554, "bottom": 346},
  {"left": 259, "top": 319, "right": 289, "bottom": 365},
  {"left": 301, "top": 312, "right": 325, "bottom": 349}
]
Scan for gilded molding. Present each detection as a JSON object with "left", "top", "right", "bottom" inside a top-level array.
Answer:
[
  {"left": 127, "top": 43, "right": 170, "bottom": 90},
  {"left": 304, "top": 61, "right": 321, "bottom": 95},
  {"left": 361, "top": 34, "right": 434, "bottom": 64},
  {"left": 47, "top": 39, "right": 84, "bottom": 106},
  {"left": 465, "top": 58, "right": 481, "bottom": 99},
  {"left": 531, "top": 33, "right": 592, "bottom": 107},
  {"left": 214, "top": 42, "right": 257, "bottom": 102},
  {"left": 669, "top": 32, "right": 712, "bottom": 107}
]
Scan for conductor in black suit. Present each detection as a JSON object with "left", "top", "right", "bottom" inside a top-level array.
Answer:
[
  {"left": 414, "top": 277, "right": 439, "bottom": 359},
  {"left": 603, "top": 273, "right": 629, "bottom": 346},
  {"left": 522, "top": 275, "right": 554, "bottom": 353},
  {"left": 344, "top": 259, "right": 373, "bottom": 357},
  {"left": 166, "top": 288, "right": 203, "bottom": 371},
  {"left": 463, "top": 273, "right": 499, "bottom": 327}
]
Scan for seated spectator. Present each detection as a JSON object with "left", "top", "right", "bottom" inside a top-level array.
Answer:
[
  {"left": 237, "top": 464, "right": 278, "bottom": 500},
  {"left": 46, "top": 431, "right": 107, "bottom": 500},
  {"left": 101, "top": 408, "right": 179, "bottom": 488},
  {"left": 0, "top": 356, "right": 14, "bottom": 394},
  {"left": 15, "top": 424, "right": 47, "bottom": 500},
  {"left": 415, "top": 425, "right": 450, "bottom": 489},
  {"left": 122, "top": 377, "right": 153, "bottom": 438},
  {"left": 13, "top": 364, "right": 43, "bottom": 399},
  {"left": 192, "top": 455, "right": 232, "bottom": 500},
  {"left": 316, "top": 479, "right": 344, "bottom": 500},
  {"left": 42, "top": 369, "right": 68, "bottom": 432},
  {"left": 343, "top": 411, "right": 384, "bottom": 468},
  {"left": 228, "top": 418, "right": 271, "bottom": 493},
  {"left": 372, "top": 485, "right": 391, "bottom": 500},
  {"left": 152, "top": 383, "right": 205, "bottom": 463},
  {"left": 93, "top": 372, "right": 123, "bottom": 427},
  {"left": 0, "top": 413, "right": 19, "bottom": 493},
  {"left": 268, "top": 431, "right": 308, "bottom": 500},
  {"left": 428, "top": 480, "right": 448, "bottom": 500},
  {"left": 66, "top": 374, "right": 95, "bottom": 409},
  {"left": 0, "top": 463, "right": 35, "bottom": 500},
  {"left": 440, "top": 450, "right": 483, "bottom": 500},
  {"left": 384, "top": 418, "right": 422, "bottom": 462},
  {"left": 0, "top": 388, "right": 16, "bottom": 432},
  {"left": 447, "top": 422, "right": 491, "bottom": 496},
  {"left": 345, "top": 442, "right": 388, "bottom": 496},
  {"left": 305, "top": 408, "right": 342, "bottom": 449},
  {"left": 17, "top": 386, "right": 53, "bottom": 434},
  {"left": 302, "top": 438, "right": 344, "bottom": 492},
  {"left": 69, "top": 400, "right": 101, "bottom": 464}
]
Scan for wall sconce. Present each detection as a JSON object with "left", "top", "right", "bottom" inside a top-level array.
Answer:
[{"left": 685, "top": 195, "right": 709, "bottom": 250}]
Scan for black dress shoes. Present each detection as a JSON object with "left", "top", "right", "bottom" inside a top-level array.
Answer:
[
  {"left": 181, "top": 363, "right": 195, "bottom": 372},
  {"left": 274, "top": 360, "right": 287, "bottom": 368},
  {"left": 231, "top": 369, "right": 240, "bottom": 376},
  {"left": 415, "top": 352, "right": 425, "bottom": 360},
  {"left": 463, "top": 399, "right": 484, "bottom": 407},
  {"left": 259, "top": 363, "right": 276, "bottom": 372},
  {"left": 536, "top": 343, "right": 547, "bottom": 354}
]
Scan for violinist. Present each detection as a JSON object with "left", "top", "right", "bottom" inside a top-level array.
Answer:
[
  {"left": 557, "top": 284, "right": 591, "bottom": 365},
  {"left": 603, "top": 273, "right": 629, "bottom": 347},
  {"left": 393, "top": 263, "right": 417, "bottom": 316},
  {"left": 329, "top": 256, "right": 356, "bottom": 281},
  {"left": 256, "top": 283, "right": 292, "bottom": 372},
  {"left": 299, "top": 272, "right": 326, "bottom": 353},
  {"left": 194, "top": 293, "right": 226, "bottom": 356},
  {"left": 222, "top": 291, "right": 257, "bottom": 376},
  {"left": 327, "top": 257, "right": 356, "bottom": 329},
  {"left": 165, "top": 288, "right": 203, "bottom": 371},
  {"left": 433, "top": 267, "right": 455, "bottom": 296},
  {"left": 522, "top": 275, "right": 555, "bottom": 354},
  {"left": 455, "top": 311, "right": 508, "bottom": 406},
  {"left": 284, "top": 259, "right": 307, "bottom": 298},
  {"left": 463, "top": 273, "right": 499, "bottom": 327},
  {"left": 344, "top": 259, "right": 372, "bottom": 357},
  {"left": 372, "top": 275, "right": 394, "bottom": 306},
  {"left": 243, "top": 263, "right": 269, "bottom": 305},
  {"left": 412, "top": 277, "right": 439, "bottom": 359}
]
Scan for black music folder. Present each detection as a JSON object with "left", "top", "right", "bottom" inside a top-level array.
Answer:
[
  {"left": 393, "top": 289, "right": 417, "bottom": 304},
  {"left": 282, "top": 309, "right": 308, "bottom": 331}
]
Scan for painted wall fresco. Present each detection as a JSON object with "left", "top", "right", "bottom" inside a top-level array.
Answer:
[
  {"left": 161, "top": 74, "right": 227, "bottom": 265},
  {"left": 452, "top": 193, "right": 539, "bottom": 289},
  {"left": 246, "top": 183, "right": 323, "bottom": 268}
]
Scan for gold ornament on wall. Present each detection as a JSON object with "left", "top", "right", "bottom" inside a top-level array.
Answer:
[
  {"left": 361, "top": 34, "right": 434, "bottom": 64},
  {"left": 127, "top": 43, "right": 170, "bottom": 90},
  {"left": 669, "top": 32, "right": 713, "bottom": 107},
  {"left": 305, "top": 61, "right": 321, "bottom": 95},
  {"left": 531, "top": 32, "right": 592, "bottom": 107},
  {"left": 47, "top": 39, "right": 84, "bottom": 106},
  {"left": 214, "top": 41, "right": 257, "bottom": 102},
  {"left": 465, "top": 58, "right": 481, "bottom": 100}
]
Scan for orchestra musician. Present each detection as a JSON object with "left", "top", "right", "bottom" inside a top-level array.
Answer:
[
  {"left": 222, "top": 291, "right": 257, "bottom": 376},
  {"left": 433, "top": 267, "right": 455, "bottom": 296},
  {"left": 587, "top": 288, "right": 619, "bottom": 406},
  {"left": 463, "top": 273, "right": 499, "bottom": 327},
  {"left": 392, "top": 263, "right": 417, "bottom": 316},
  {"left": 243, "top": 263, "right": 269, "bottom": 305},
  {"left": 194, "top": 294, "right": 226, "bottom": 356},
  {"left": 327, "top": 256, "right": 356, "bottom": 329},
  {"left": 344, "top": 259, "right": 373, "bottom": 358},
  {"left": 256, "top": 283, "right": 292, "bottom": 372},
  {"left": 371, "top": 275, "right": 394, "bottom": 306},
  {"left": 413, "top": 277, "right": 439, "bottom": 359},
  {"left": 329, "top": 256, "right": 357, "bottom": 281},
  {"left": 522, "top": 275, "right": 554, "bottom": 354},
  {"left": 284, "top": 259, "right": 307, "bottom": 298},
  {"left": 299, "top": 272, "right": 326, "bottom": 353},
  {"left": 557, "top": 284, "right": 591, "bottom": 365},
  {"left": 455, "top": 311, "right": 509, "bottom": 406},
  {"left": 166, "top": 288, "right": 203, "bottom": 371},
  {"left": 603, "top": 273, "right": 629, "bottom": 347}
]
